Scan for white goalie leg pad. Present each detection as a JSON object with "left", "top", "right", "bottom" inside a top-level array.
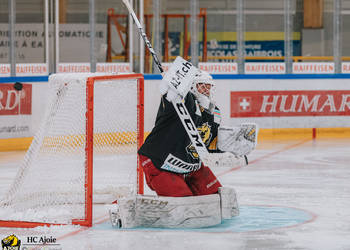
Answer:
[
  {"left": 219, "top": 186, "right": 239, "bottom": 219},
  {"left": 110, "top": 194, "right": 222, "bottom": 228}
]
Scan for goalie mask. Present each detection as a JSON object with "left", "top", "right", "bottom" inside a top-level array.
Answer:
[{"left": 191, "top": 70, "right": 216, "bottom": 112}]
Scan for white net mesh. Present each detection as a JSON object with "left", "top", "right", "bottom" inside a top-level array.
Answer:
[{"left": 0, "top": 73, "right": 141, "bottom": 224}]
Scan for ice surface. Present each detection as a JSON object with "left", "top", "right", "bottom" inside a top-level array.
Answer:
[{"left": 0, "top": 138, "right": 349, "bottom": 250}]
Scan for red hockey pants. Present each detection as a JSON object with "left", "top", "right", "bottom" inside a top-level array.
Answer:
[{"left": 139, "top": 154, "right": 222, "bottom": 197}]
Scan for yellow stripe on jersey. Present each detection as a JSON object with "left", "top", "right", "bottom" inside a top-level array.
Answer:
[{"left": 208, "top": 136, "right": 218, "bottom": 150}]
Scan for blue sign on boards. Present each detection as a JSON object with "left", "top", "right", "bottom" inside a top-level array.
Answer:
[
  {"left": 199, "top": 40, "right": 301, "bottom": 62},
  {"left": 162, "top": 32, "right": 301, "bottom": 62}
]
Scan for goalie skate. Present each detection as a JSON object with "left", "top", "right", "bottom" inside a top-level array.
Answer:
[{"left": 109, "top": 207, "right": 122, "bottom": 228}]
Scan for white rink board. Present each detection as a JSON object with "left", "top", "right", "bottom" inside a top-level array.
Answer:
[
  {"left": 1, "top": 76, "right": 350, "bottom": 139},
  {"left": 143, "top": 77, "right": 350, "bottom": 129}
]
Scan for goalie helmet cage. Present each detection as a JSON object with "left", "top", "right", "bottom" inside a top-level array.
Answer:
[{"left": 0, "top": 73, "right": 144, "bottom": 228}]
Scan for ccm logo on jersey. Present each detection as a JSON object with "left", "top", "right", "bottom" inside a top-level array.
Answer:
[
  {"left": 161, "top": 153, "right": 201, "bottom": 174},
  {"left": 176, "top": 102, "right": 206, "bottom": 149}
]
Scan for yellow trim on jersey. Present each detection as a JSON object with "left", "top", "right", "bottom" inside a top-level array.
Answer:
[{"left": 208, "top": 136, "right": 218, "bottom": 151}]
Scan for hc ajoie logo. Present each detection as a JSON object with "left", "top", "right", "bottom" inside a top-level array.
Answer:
[
  {"left": 26, "top": 236, "right": 57, "bottom": 244},
  {"left": 1, "top": 234, "right": 21, "bottom": 250}
]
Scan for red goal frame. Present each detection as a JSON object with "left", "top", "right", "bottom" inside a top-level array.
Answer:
[{"left": 0, "top": 73, "right": 144, "bottom": 228}]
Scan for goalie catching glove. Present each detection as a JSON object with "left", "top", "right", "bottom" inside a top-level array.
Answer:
[{"left": 217, "top": 123, "right": 258, "bottom": 156}]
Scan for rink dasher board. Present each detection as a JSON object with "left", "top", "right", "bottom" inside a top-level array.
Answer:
[{"left": 1, "top": 74, "right": 350, "bottom": 141}]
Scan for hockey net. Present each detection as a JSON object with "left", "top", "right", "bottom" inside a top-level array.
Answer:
[{"left": 0, "top": 73, "right": 144, "bottom": 227}]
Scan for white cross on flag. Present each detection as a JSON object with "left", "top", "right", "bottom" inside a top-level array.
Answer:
[{"left": 239, "top": 97, "right": 251, "bottom": 112}]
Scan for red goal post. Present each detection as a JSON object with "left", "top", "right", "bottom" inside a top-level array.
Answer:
[{"left": 84, "top": 74, "right": 145, "bottom": 227}]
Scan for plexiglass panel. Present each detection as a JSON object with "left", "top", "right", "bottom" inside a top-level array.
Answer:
[
  {"left": 244, "top": 0, "right": 285, "bottom": 62},
  {"left": 0, "top": 0, "right": 9, "bottom": 63}
]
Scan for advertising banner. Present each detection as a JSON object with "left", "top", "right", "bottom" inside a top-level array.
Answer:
[
  {"left": 0, "top": 83, "right": 32, "bottom": 138},
  {"left": 57, "top": 63, "right": 131, "bottom": 73},
  {"left": 0, "top": 63, "right": 48, "bottom": 77},
  {"left": 341, "top": 62, "right": 350, "bottom": 73},
  {"left": 230, "top": 90, "right": 350, "bottom": 117},
  {"left": 0, "top": 23, "right": 107, "bottom": 63},
  {"left": 199, "top": 62, "right": 237, "bottom": 74},
  {"left": 197, "top": 32, "right": 301, "bottom": 62},
  {"left": 0, "top": 83, "right": 32, "bottom": 115},
  {"left": 293, "top": 62, "right": 335, "bottom": 74},
  {"left": 245, "top": 63, "right": 285, "bottom": 74}
]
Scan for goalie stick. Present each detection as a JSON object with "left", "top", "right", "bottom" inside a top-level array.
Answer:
[{"left": 122, "top": 0, "right": 209, "bottom": 162}]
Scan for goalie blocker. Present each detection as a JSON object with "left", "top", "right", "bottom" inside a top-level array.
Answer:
[{"left": 109, "top": 186, "right": 239, "bottom": 229}]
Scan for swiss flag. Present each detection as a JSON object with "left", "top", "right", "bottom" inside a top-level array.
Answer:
[{"left": 238, "top": 97, "right": 251, "bottom": 112}]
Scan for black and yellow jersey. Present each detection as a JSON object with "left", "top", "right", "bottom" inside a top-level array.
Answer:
[{"left": 138, "top": 92, "right": 221, "bottom": 174}]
